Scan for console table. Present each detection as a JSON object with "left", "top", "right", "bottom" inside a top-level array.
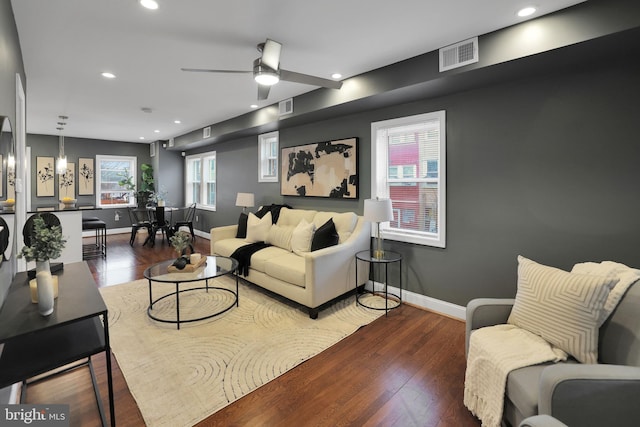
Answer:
[{"left": 0, "top": 262, "right": 115, "bottom": 426}]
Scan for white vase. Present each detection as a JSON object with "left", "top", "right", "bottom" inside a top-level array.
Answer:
[{"left": 35, "top": 260, "right": 55, "bottom": 316}]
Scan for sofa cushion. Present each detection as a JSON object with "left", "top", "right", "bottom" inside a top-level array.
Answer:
[
  {"left": 250, "top": 246, "right": 291, "bottom": 273},
  {"left": 291, "top": 219, "right": 315, "bottom": 255},
  {"left": 246, "top": 211, "right": 272, "bottom": 243},
  {"left": 313, "top": 211, "right": 357, "bottom": 243},
  {"left": 311, "top": 218, "right": 339, "bottom": 251},
  {"left": 213, "top": 238, "right": 249, "bottom": 258},
  {"left": 264, "top": 253, "right": 306, "bottom": 288},
  {"left": 507, "top": 256, "right": 618, "bottom": 364},
  {"left": 277, "top": 208, "right": 317, "bottom": 227},
  {"left": 266, "top": 224, "right": 294, "bottom": 251},
  {"left": 236, "top": 212, "right": 248, "bottom": 238}
]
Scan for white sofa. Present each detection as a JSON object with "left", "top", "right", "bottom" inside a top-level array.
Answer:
[{"left": 210, "top": 208, "right": 370, "bottom": 318}]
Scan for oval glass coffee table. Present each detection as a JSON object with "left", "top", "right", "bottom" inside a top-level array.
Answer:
[{"left": 144, "top": 255, "right": 239, "bottom": 329}]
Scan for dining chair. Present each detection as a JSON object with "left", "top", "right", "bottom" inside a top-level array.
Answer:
[
  {"left": 173, "top": 203, "right": 196, "bottom": 241},
  {"left": 148, "top": 206, "right": 173, "bottom": 247},
  {"left": 127, "top": 207, "right": 152, "bottom": 246}
]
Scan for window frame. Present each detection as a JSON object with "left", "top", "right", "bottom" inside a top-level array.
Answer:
[
  {"left": 371, "top": 110, "right": 446, "bottom": 248},
  {"left": 185, "top": 150, "right": 216, "bottom": 211},
  {"left": 258, "top": 131, "right": 279, "bottom": 183},
  {"left": 95, "top": 155, "right": 137, "bottom": 209}
]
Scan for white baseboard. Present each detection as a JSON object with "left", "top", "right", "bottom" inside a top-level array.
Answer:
[{"left": 365, "top": 281, "right": 465, "bottom": 320}]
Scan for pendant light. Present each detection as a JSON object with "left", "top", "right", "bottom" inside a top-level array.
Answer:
[{"left": 56, "top": 116, "right": 68, "bottom": 174}]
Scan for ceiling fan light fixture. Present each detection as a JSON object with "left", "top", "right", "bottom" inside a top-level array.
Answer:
[
  {"left": 253, "top": 58, "right": 280, "bottom": 86},
  {"left": 254, "top": 72, "right": 280, "bottom": 86}
]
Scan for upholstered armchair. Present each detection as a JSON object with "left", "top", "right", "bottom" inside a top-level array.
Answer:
[{"left": 466, "top": 272, "right": 640, "bottom": 427}]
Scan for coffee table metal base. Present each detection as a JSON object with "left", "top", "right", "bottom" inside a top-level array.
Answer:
[{"left": 147, "top": 278, "right": 238, "bottom": 329}]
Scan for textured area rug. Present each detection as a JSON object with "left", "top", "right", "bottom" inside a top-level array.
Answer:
[{"left": 100, "top": 276, "right": 385, "bottom": 427}]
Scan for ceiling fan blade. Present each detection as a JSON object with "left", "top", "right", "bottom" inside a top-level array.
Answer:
[
  {"left": 279, "top": 69, "right": 343, "bottom": 90},
  {"left": 181, "top": 68, "right": 252, "bottom": 74},
  {"left": 257, "top": 84, "right": 271, "bottom": 101},
  {"left": 261, "top": 39, "right": 282, "bottom": 71}
]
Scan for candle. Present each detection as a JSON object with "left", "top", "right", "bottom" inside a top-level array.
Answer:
[
  {"left": 29, "top": 277, "right": 59, "bottom": 303},
  {"left": 190, "top": 253, "right": 201, "bottom": 264}
]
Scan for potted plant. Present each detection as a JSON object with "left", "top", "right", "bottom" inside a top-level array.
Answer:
[
  {"left": 18, "top": 214, "right": 67, "bottom": 316},
  {"left": 169, "top": 230, "right": 193, "bottom": 270},
  {"left": 117, "top": 169, "right": 136, "bottom": 204}
]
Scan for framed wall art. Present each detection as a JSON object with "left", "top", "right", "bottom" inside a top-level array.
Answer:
[
  {"left": 36, "top": 156, "right": 55, "bottom": 197},
  {"left": 78, "top": 157, "right": 94, "bottom": 195},
  {"left": 280, "top": 137, "right": 358, "bottom": 199},
  {"left": 58, "top": 162, "right": 75, "bottom": 199}
]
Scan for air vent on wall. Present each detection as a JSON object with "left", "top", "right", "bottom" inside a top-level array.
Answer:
[
  {"left": 203, "top": 126, "right": 211, "bottom": 139},
  {"left": 279, "top": 98, "right": 293, "bottom": 116},
  {"left": 439, "top": 37, "right": 479, "bottom": 72}
]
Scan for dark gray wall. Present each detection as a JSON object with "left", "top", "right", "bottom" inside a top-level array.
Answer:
[
  {"left": 192, "top": 54, "right": 640, "bottom": 307},
  {"left": 26, "top": 134, "right": 152, "bottom": 228},
  {"left": 0, "top": 1, "right": 26, "bottom": 307},
  {"left": 155, "top": 142, "right": 184, "bottom": 208}
]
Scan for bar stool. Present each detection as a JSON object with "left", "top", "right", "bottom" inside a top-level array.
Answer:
[{"left": 82, "top": 217, "right": 106, "bottom": 259}]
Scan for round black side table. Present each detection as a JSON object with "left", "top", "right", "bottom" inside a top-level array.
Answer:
[{"left": 355, "top": 250, "right": 402, "bottom": 315}]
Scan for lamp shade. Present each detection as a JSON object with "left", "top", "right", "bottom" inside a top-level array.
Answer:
[
  {"left": 363, "top": 198, "right": 393, "bottom": 223},
  {"left": 235, "top": 192, "right": 255, "bottom": 208}
]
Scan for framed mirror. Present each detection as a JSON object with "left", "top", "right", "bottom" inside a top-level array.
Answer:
[{"left": 0, "top": 116, "right": 15, "bottom": 262}]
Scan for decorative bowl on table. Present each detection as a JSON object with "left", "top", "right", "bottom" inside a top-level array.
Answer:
[
  {"left": 1, "top": 198, "right": 15, "bottom": 210},
  {"left": 60, "top": 197, "right": 77, "bottom": 207}
]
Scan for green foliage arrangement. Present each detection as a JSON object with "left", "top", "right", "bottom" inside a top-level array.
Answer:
[
  {"left": 117, "top": 169, "right": 136, "bottom": 192},
  {"left": 169, "top": 230, "right": 191, "bottom": 256},
  {"left": 19, "top": 215, "right": 67, "bottom": 262}
]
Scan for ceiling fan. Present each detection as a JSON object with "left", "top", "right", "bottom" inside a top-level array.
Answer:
[{"left": 181, "top": 39, "right": 343, "bottom": 101}]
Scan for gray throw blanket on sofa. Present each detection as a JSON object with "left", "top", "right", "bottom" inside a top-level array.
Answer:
[{"left": 230, "top": 242, "right": 271, "bottom": 276}]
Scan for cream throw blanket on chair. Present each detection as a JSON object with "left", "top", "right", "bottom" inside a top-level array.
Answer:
[{"left": 464, "top": 324, "right": 567, "bottom": 427}]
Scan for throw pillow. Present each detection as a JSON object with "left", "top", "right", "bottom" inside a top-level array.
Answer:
[
  {"left": 291, "top": 219, "right": 315, "bottom": 255},
  {"left": 310, "top": 218, "right": 339, "bottom": 252},
  {"left": 266, "top": 224, "right": 294, "bottom": 251},
  {"left": 236, "top": 212, "right": 248, "bottom": 238},
  {"left": 507, "top": 255, "right": 618, "bottom": 364},
  {"left": 245, "top": 211, "right": 272, "bottom": 243}
]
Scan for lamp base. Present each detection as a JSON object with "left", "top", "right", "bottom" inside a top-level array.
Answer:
[{"left": 373, "top": 249, "right": 385, "bottom": 260}]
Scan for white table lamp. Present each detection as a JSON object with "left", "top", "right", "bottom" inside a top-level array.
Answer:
[
  {"left": 364, "top": 198, "right": 394, "bottom": 259},
  {"left": 235, "top": 192, "right": 255, "bottom": 213}
]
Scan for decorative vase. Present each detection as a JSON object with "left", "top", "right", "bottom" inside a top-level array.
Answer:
[
  {"left": 35, "top": 260, "right": 55, "bottom": 316},
  {"left": 172, "top": 256, "right": 188, "bottom": 270}
]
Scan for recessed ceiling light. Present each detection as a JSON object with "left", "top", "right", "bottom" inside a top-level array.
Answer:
[
  {"left": 517, "top": 6, "right": 537, "bottom": 17},
  {"left": 139, "top": 136, "right": 145, "bottom": 140},
  {"left": 174, "top": 120, "right": 181, "bottom": 124},
  {"left": 331, "top": 73, "right": 342, "bottom": 79},
  {"left": 101, "top": 72, "right": 116, "bottom": 79},
  {"left": 250, "top": 104, "right": 258, "bottom": 109},
  {"left": 140, "top": 0, "right": 159, "bottom": 10},
  {"left": 154, "top": 129, "right": 160, "bottom": 133}
]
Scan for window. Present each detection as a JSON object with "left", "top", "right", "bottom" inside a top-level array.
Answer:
[
  {"left": 95, "top": 155, "right": 137, "bottom": 208},
  {"left": 258, "top": 131, "right": 279, "bottom": 182},
  {"left": 371, "top": 110, "right": 446, "bottom": 248},
  {"left": 186, "top": 151, "right": 216, "bottom": 210}
]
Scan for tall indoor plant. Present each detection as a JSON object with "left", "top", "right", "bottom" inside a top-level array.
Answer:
[{"left": 19, "top": 215, "right": 67, "bottom": 316}]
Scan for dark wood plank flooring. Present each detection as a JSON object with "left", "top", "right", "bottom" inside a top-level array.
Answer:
[{"left": 22, "top": 232, "right": 480, "bottom": 427}]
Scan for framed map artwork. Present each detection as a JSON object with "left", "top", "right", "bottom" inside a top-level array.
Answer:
[
  {"left": 280, "top": 137, "right": 358, "bottom": 198},
  {"left": 78, "top": 157, "right": 94, "bottom": 195},
  {"left": 36, "top": 156, "right": 55, "bottom": 197}
]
